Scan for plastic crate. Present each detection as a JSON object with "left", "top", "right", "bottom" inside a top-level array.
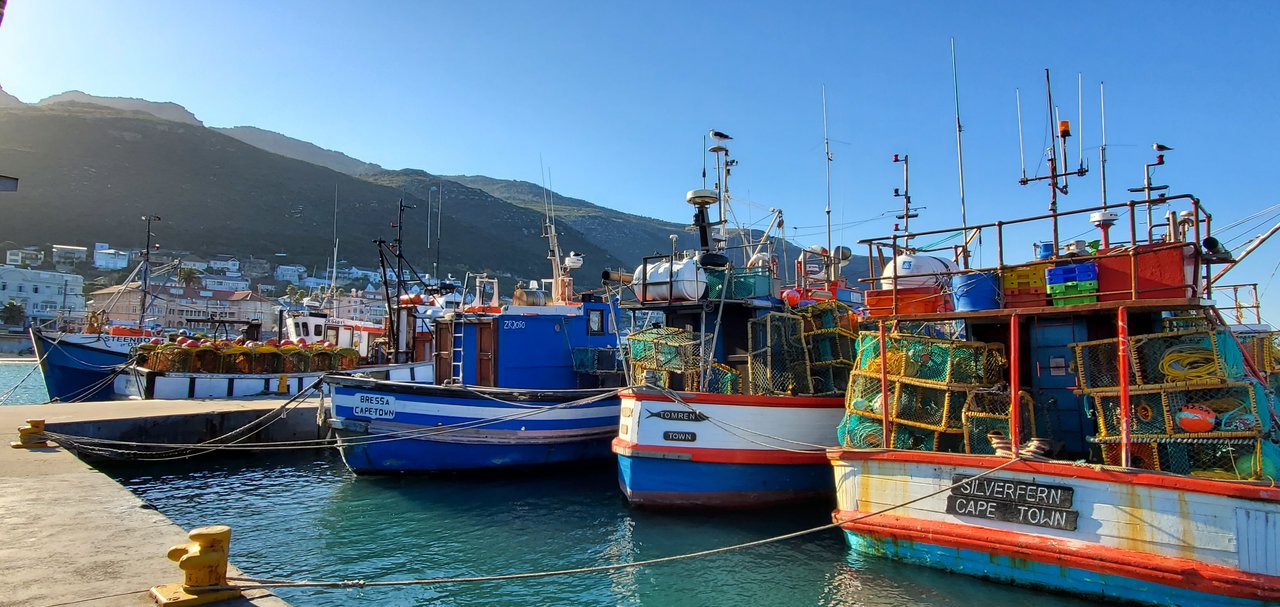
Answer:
[
  {"left": 1000, "top": 263, "right": 1050, "bottom": 290},
  {"left": 865, "top": 287, "right": 951, "bottom": 317},
  {"left": 730, "top": 267, "right": 773, "bottom": 298},
  {"left": 1046, "top": 262, "right": 1098, "bottom": 285},
  {"left": 1047, "top": 280, "right": 1098, "bottom": 296},
  {"left": 1003, "top": 287, "right": 1047, "bottom": 309}
]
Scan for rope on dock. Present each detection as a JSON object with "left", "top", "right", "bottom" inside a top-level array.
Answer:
[{"left": 210, "top": 457, "right": 1024, "bottom": 592}]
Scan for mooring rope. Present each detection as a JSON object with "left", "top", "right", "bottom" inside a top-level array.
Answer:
[
  {"left": 40, "top": 385, "right": 627, "bottom": 459},
  {"left": 213, "top": 457, "right": 1022, "bottom": 592}
]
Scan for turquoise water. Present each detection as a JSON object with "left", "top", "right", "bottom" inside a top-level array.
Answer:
[
  {"left": 0, "top": 358, "right": 48, "bottom": 404},
  {"left": 102, "top": 452, "right": 1094, "bottom": 607}
]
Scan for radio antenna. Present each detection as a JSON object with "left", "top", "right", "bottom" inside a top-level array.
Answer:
[
  {"left": 951, "top": 38, "right": 973, "bottom": 267},
  {"left": 1016, "top": 88, "right": 1027, "bottom": 181},
  {"left": 1099, "top": 81, "right": 1109, "bottom": 208},
  {"left": 822, "top": 85, "right": 834, "bottom": 281},
  {"left": 1077, "top": 72, "right": 1085, "bottom": 172}
]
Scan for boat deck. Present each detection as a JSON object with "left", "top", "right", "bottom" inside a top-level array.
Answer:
[{"left": 0, "top": 398, "right": 318, "bottom": 606}]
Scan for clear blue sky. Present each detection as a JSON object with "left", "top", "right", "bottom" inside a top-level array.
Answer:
[{"left": 3, "top": 1, "right": 1279, "bottom": 317}]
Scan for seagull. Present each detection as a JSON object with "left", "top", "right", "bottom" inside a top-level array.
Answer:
[
  {"left": 709, "top": 129, "right": 733, "bottom": 142},
  {"left": 1153, "top": 143, "right": 1174, "bottom": 152}
]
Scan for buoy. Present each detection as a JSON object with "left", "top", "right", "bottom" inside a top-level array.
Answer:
[
  {"left": 782, "top": 289, "right": 802, "bottom": 307},
  {"left": 1175, "top": 404, "right": 1217, "bottom": 433}
]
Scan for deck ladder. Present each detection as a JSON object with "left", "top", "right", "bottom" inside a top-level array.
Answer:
[{"left": 450, "top": 322, "right": 465, "bottom": 384}]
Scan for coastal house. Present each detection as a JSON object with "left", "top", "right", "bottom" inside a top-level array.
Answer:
[
  {"left": 50, "top": 245, "right": 89, "bottom": 271},
  {"left": 0, "top": 265, "right": 86, "bottom": 325},
  {"left": 208, "top": 255, "right": 240, "bottom": 273},
  {"left": 274, "top": 264, "right": 307, "bottom": 285},
  {"left": 5, "top": 248, "right": 45, "bottom": 268},
  {"left": 93, "top": 248, "right": 131, "bottom": 270},
  {"left": 201, "top": 273, "right": 251, "bottom": 292}
]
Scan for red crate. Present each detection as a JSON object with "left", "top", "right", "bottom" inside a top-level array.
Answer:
[
  {"left": 1003, "top": 287, "right": 1048, "bottom": 309},
  {"left": 865, "top": 287, "right": 952, "bottom": 316},
  {"left": 1096, "top": 243, "right": 1196, "bottom": 302}
]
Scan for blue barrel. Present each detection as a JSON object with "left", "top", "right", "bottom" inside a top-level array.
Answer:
[
  {"left": 951, "top": 272, "right": 1001, "bottom": 311},
  {"left": 1034, "top": 242, "right": 1055, "bottom": 260}
]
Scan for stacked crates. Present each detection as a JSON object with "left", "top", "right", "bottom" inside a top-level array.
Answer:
[
  {"left": 1000, "top": 263, "right": 1049, "bottom": 308},
  {"left": 1046, "top": 261, "right": 1098, "bottom": 306}
]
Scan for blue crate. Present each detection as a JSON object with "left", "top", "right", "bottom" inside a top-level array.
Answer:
[{"left": 1046, "top": 262, "right": 1098, "bottom": 285}]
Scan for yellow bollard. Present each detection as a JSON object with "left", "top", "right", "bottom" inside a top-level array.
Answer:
[
  {"left": 149, "top": 525, "right": 242, "bottom": 606},
  {"left": 10, "top": 419, "right": 49, "bottom": 449},
  {"left": 277, "top": 373, "right": 288, "bottom": 393}
]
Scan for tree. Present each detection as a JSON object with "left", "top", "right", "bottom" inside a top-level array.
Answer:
[
  {"left": 177, "top": 268, "right": 201, "bottom": 288},
  {"left": 2, "top": 300, "right": 25, "bottom": 326}
]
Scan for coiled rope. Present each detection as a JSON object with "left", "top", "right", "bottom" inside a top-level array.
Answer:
[{"left": 208, "top": 457, "right": 1024, "bottom": 592}]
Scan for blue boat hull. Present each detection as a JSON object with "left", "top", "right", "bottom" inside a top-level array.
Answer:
[
  {"left": 842, "top": 530, "right": 1273, "bottom": 607},
  {"left": 616, "top": 454, "right": 832, "bottom": 508},
  {"left": 327, "top": 377, "right": 621, "bottom": 473},
  {"left": 338, "top": 431, "right": 614, "bottom": 473},
  {"left": 31, "top": 330, "right": 129, "bottom": 402}
]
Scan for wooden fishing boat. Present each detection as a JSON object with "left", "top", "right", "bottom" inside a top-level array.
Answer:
[{"left": 829, "top": 190, "right": 1280, "bottom": 606}]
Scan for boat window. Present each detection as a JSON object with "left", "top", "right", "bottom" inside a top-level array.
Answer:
[
  {"left": 327, "top": 327, "right": 340, "bottom": 344},
  {"left": 587, "top": 309, "right": 606, "bottom": 335},
  {"left": 296, "top": 321, "right": 308, "bottom": 337}
]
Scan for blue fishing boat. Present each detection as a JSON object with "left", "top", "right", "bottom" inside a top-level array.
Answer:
[
  {"left": 322, "top": 214, "right": 626, "bottom": 473},
  {"left": 30, "top": 324, "right": 155, "bottom": 401}
]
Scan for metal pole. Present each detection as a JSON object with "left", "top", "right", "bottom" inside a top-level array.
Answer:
[
  {"left": 879, "top": 320, "right": 890, "bottom": 449},
  {"left": 1100, "top": 82, "right": 1109, "bottom": 209},
  {"left": 435, "top": 188, "right": 444, "bottom": 281},
  {"left": 1009, "top": 313, "right": 1020, "bottom": 457},
  {"left": 1117, "top": 306, "right": 1132, "bottom": 468}
]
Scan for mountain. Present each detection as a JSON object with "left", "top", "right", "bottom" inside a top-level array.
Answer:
[
  {"left": 215, "top": 126, "right": 383, "bottom": 176},
  {"left": 37, "top": 90, "right": 203, "bottom": 126},
  {"left": 0, "top": 102, "right": 620, "bottom": 284},
  {"left": 0, "top": 86, "right": 21, "bottom": 108}
]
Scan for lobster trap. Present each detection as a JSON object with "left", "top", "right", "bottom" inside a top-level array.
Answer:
[
  {"left": 628, "top": 327, "right": 712, "bottom": 391},
  {"left": 747, "top": 312, "right": 811, "bottom": 396},
  {"left": 962, "top": 390, "right": 1036, "bottom": 455},
  {"left": 1073, "top": 329, "right": 1247, "bottom": 393},
  {"left": 798, "top": 300, "right": 857, "bottom": 395},
  {"left": 841, "top": 332, "right": 1008, "bottom": 452}
]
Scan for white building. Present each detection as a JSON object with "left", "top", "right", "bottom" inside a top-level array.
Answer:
[
  {"left": 50, "top": 245, "right": 88, "bottom": 271},
  {"left": 274, "top": 264, "right": 307, "bottom": 284},
  {"left": 178, "top": 256, "right": 209, "bottom": 271},
  {"left": 5, "top": 248, "right": 44, "bottom": 267},
  {"left": 208, "top": 255, "right": 240, "bottom": 273},
  {"left": 93, "top": 248, "right": 131, "bottom": 270},
  {"left": 202, "top": 273, "right": 250, "bottom": 291},
  {"left": 0, "top": 265, "right": 85, "bottom": 325}
]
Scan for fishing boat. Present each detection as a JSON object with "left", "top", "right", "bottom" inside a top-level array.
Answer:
[
  {"left": 610, "top": 134, "right": 857, "bottom": 508},
  {"left": 322, "top": 199, "right": 627, "bottom": 473},
  {"left": 828, "top": 173, "right": 1280, "bottom": 605}
]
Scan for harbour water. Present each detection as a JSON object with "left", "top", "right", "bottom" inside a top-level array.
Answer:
[
  {"left": 102, "top": 452, "right": 1095, "bottom": 607},
  {"left": 0, "top": 358, "right": 48, "bottom": 404}
]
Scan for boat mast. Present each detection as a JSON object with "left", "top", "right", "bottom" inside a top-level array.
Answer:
[
  {"left": 140, "top": 214, "right": 160, "bottom": 330},
  {"left": 822, "top": 86, "right": 834, "bottom": 282},
  {"left": 951, "top": 38, "right": 972, "bottom": 267},
  {"left": 329, "top": 184, "right": 339, "bottom": 307}
]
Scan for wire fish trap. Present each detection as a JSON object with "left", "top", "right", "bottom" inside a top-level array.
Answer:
[
  {"left": 1130, "top": 329, "right": 1246, "bottom": 386},
  {"left": 1089, "top": 381, "right": 1267, "bottom": 441},
  {"left": 692, "top": 362, "right": 741, "bottom": 394},
  {"left": 628, "top": 327, "right": 709, "bottom": 373},
  {"left": 747, "top": 312, "right": 812, "bottom": 396},
  {"left": 1235, "top": 331, "right": 1280, "bottom": 374},
  {"left": 852, "top": 331, "right": 1006, "bottom": 389},
  {"left": 962, "top": 390, "right": 1036, "bottom": 455}
]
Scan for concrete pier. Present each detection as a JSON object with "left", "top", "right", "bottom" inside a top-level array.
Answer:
[{"left": 0, "top": 398, "right": 324, "bottom": 606}]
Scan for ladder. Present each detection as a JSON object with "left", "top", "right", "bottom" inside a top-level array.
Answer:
[{"left": 450, "top": 321, "right": 465, "bottom": 384}]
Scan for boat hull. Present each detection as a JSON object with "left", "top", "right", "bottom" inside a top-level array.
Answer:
[
  {"left": 326, "top": 376, "right": 620, "bottom": 473},
  {"left": 613, "top": 387, "right": 845, "bottom": 508},
  {"left": 830, "top": 450, "right": 1280, "bottom": 607},
  {"left": 113, "top": 361, "right": 434, "bottom": 400},
  {"left": 30, "top": 329, "right": 142, "bottom": 402}
]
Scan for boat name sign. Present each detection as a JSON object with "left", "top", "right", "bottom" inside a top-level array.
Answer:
[
  {"left": 945, "top": 474, "right": 1078, "bottom": 531},
  {"left": 663, "top": 431, "right": 697, "bottom": 442},
  {"left": 647, "top": 410, "right": 708, "bottom": 422},
  {"left": 353, "top": 394, "right": 397, "bottom": 419}
]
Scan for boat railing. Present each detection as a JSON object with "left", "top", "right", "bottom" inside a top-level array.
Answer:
[{"left": 857, "top": 194, "right": 1215, "bottom": 317}]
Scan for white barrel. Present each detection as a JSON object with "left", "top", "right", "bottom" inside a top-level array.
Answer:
[
  {"left": 879, "top": 254, "right": 957, "bottom": 289},
  {"left": 630, "top": 259, "right": 706, "bottom": 302}
]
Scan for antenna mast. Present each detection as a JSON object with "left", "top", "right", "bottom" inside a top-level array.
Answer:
[
  {"left": 1016, "top": 69, "right": 1087, "bottom": 256},
  {"left": 1099, "top": 81, "right": 1109, "bottom": 208},
  {"left": 822, "top": 85, "right": 834, "bottom": 281},
  {"left": 951, "top": 38, "right": 971, "bottom": 267}
]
